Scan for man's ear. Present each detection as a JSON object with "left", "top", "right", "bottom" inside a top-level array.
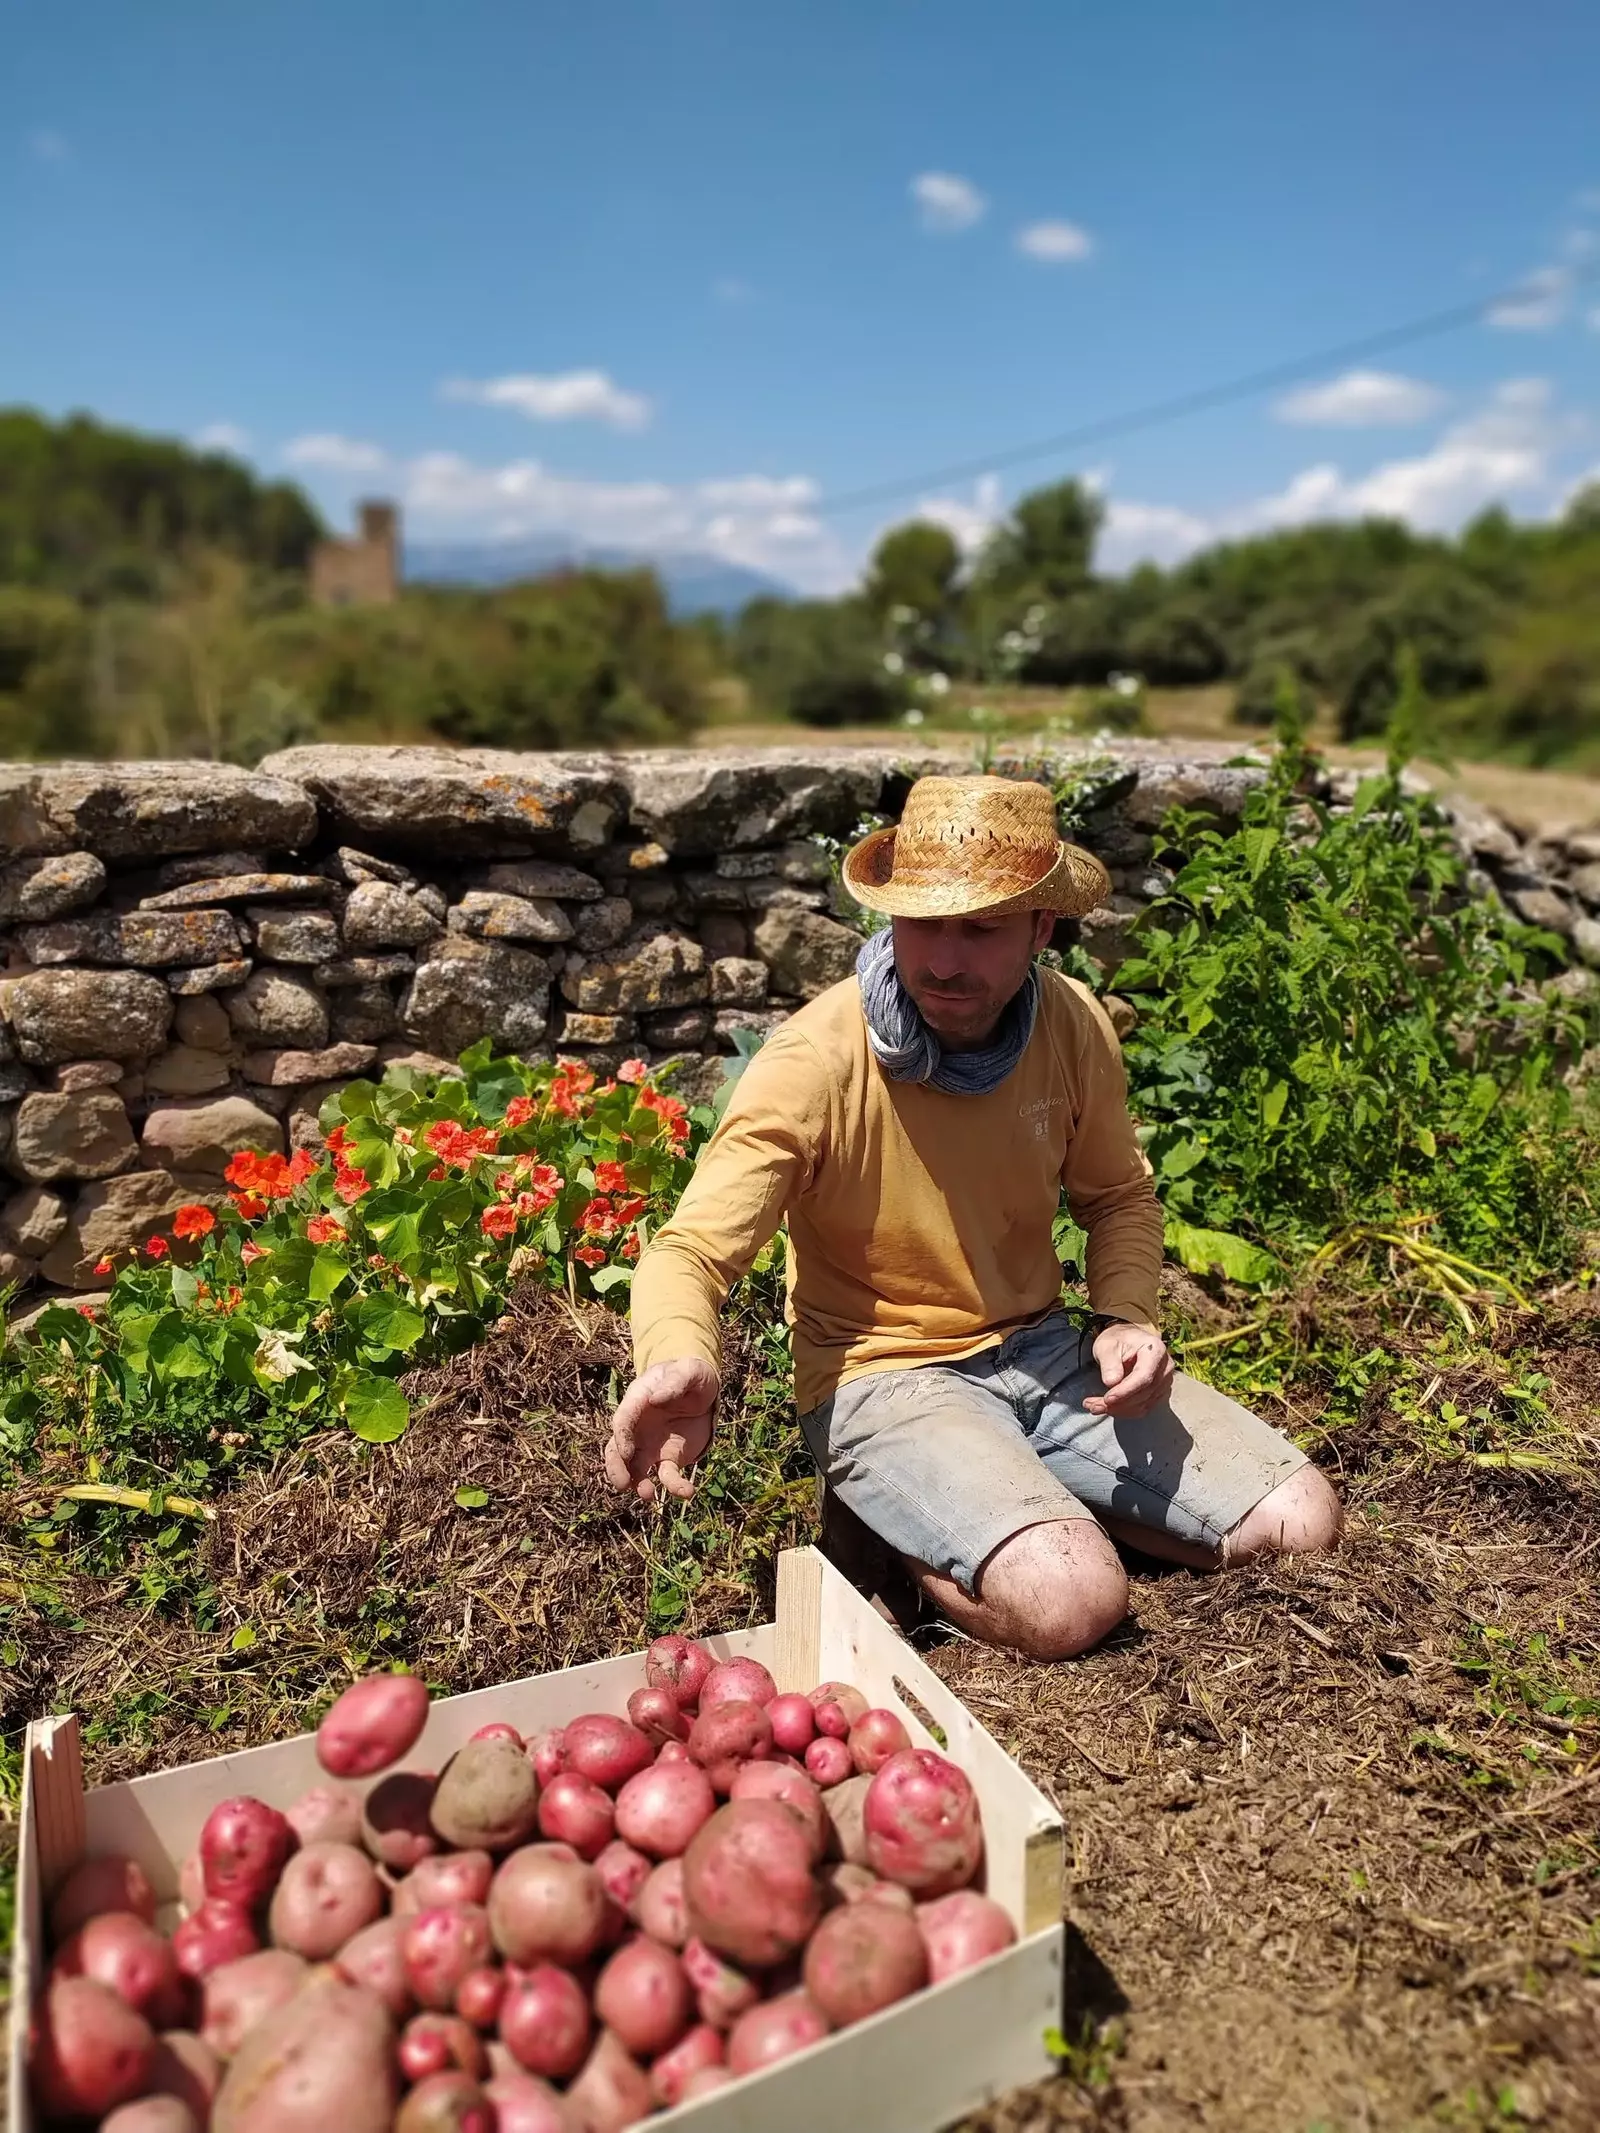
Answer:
[{"left": 1031, "top": 909, "right": 1058, "bottom": 953}]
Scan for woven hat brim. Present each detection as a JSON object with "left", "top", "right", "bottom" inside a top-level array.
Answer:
[{"left": 841, "top": 826, "right": 1109, "bottom": 919}]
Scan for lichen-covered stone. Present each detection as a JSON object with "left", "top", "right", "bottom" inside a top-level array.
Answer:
[
  {"left": 49, "top": 1060, "right": 124, "bottom": 1092},
  {"left": 448, "top": 890, "right": 572, "bottom": 945},
  {"left": 712, "top": 1006, "right": 792, "bottom": 1044},
  {"left": 19, "top": 910, "right": 244, "bottom": 969},
  {"left": 143, "top": 1046, "right": 234, "bottom": 1097},
  {"left": 224, "top": 969, "right": 329, "bottom": 1049},
  {"left": 329, "top": 845, "right": 414, "bottom": 886},
  {"left": 716, "top": 842, "right": 832, "bottom": 883},
  {"left": 0, "top": 1185, "right": 70, "bottom": 1257},
  {"left": 0, "top": 760, "right": 315, "bottom": 862},
  {"left": 314, "top": 953, "right": 415, "bottom": 988},
  {"left": 6, "top": 968, "right": 173, "bottom": 1064},
  {"left": 561, "top": 928, "right": 707, "bottom": 1014},
  {"left": 751, "top": 907, "right": 861, "bottom": 1000},
  {"left": 641, "top": 1005, "right": 713, "bottom": 1047},
  {"left": 248, "top": 909, "right": 342, "bottom": 964},
  {"left": 376, "top": 1043, "right": 465, "bottom": 1079},
  {"left": 256, "top": 744, "right": 628, "bottom": 854},
  {"left": 401, "top": 936, "right": 551, "bottom": 1057},
  {"left": 40, "top": 1168, "right": 226, "bottom": 1287},
  {"left": 155, "top": 849, "right": 268, "bottom": 889},
  {"left": 1123, "top": 762, "right": 1267, "bottom": 830},
  {"left": 475, "top": 860, "right": 604, "bottom": 902},
  {"left": 710, "top": 957, "right": 768, "bottom": 1007},
  {"left": 140, "top": 1095, "right": 284, "bottom": 1176},
  {"left": 10, "top": 1091, "right": 136, "bottom": 1181},
  {"left": 330, "top": 983, "right": 399, "bottom": 1044},
  {"left": 0, "top": 852, "right": 106, "bottom": 922},
  {"left": 166, "top": 959, "right": 253, "bottom": 995},
  {"left": 569, "top": 897, "right": 633, "bottom": 954},
  {"left": 342, "top": 880, "right": 446, "bottom": 950},
  {"left": 240, "top": 1043, "right": 379, "bottom": 1087},
  {"left": 1076, "top": 898, "right": 1145, "bottom": 973},
  {"left": 557, "top": 1011, "right": 636, "bottom": 1046},
  {"left": 139, "top": 873, "right": 333, "bottom": 910},
  {"left": 620, "top": 748, "right": 954, "bottom": 857},
  {"left": 697, "top": 913, "right": 748, "bottom": 961}
]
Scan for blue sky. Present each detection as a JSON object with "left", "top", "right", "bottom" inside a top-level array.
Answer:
[{"left": 6, "top": 1, "right": 1599, "bottom": 590}]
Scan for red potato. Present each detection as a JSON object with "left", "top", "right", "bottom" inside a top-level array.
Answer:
[
  {"left": 285, "top": 1785, "right": 363, "bottom": 1850},
  {"left": 629, "top": 1858, "right": 687, "bottom": 1948},
  {"left": 594, "top": 1935, "right": 692, "bottom": 2059},
  {"left": 802, "top": 1897, "right": 929, "bottom": 2026},
  {"left": 594, "top": 1839, "right": 653, "bottom": 1913},
  {"left": 644, "top": 1634, "right": 713, "bottom": 1710},
  {"left": 724, "top": 1989, "right": 830, "bottom": 2075},
  {"left": 687, "top": 1698, "right": 774, "bottom": 1795},
  {"left": 680, "top": 2065, "right": 734, "bottom": 2100},
  {"left": 484, "top": 2071, "right": 574, "bottom": 2133},
  {"left": 499, "top": 1963, "right": 592, "bottom": 2082},
  {"left": 697, "top": 1657, "right": 777, "bottom": 1715},
  {"left": 565, "top": 2027, "right": 653, "bottom": 2133},
  {"left": 316, "top": 1670, "right": 431, "bottom": 1779},
  {"left": 148, "top": 2029, "right": 223, "bottom": 2114},
  {"left": 200, "top": 1796, "right": 296, "bottom": 1911},
  {"left": 613, "top": 1760, "right": 716, "bottom": 1860},
  {"left": 394, "top": 1849, "right": 495, "bottom": 1916},
  {"left": 268, "top": 1840, "right": 384, "bottom": 1960},
  {"left": 172, "top": 1897, "right": 259, "bottom": 1980},
  {"left": 562, "top": 1714, "right": 654, "bottom": 1794},
  {"left": 916, "top": 1889, "right": 1017, "bottom": 1981},
  {"left": 48, "top": 1853, "right": 158, "bottom": 1945},
  {"left": 488, "top": 1845, "right": 609, "bottom": 1967},
  {"left": 402, "top": 1904, "right": 493, "bottom": 2010},
  {"left": 849, "top": 1708, "right": 913, "bottom": 1777},
  {"left": 471, "top": 1721, "right": 523, "bottom": 1747},
  {"left": 454, "top": 1964, "right": 506, "bottom": 2029},
  {"left": 681, "top": 1800, "right": 824, "bottom": 1969},
  {"left": 198, "top": 1948, "right": 308, "bottom": 2057},
  {"left": 649, "top": 2020, "right": 725, "bottom": 2108},
  {"left": 810, "top": 1680, "right": 870, "bottom": 1738},
  {"left": 362, "top": 1770, "right": 441, "bottom": 1871},
  {"left": 820, "top": 1771, "right": 873, "bottom": 1863},
  {"left": 52, "top": 1908, "right": 186, "bottom": 2028},
  {"left": 178, "top": 1850, "right": 206, "bottom": 1916},
  {"left": 681, "top": 1936, "right": 760, "bottom": 2030},
  {"left": 431, "top": 1738, "right": 541, "bottom": 1851},
  {"left": 211, "top": 1976, "right": 396, "bottom": 2133},
  {"left": 538, "top": 1771, "right": 616, "bottom": 1860},
  {"left": 29, "top": 1976, "right": 156, "bottom": 2120},
  {"left": 526, "top": 1728, "right": 567, "bottom": 1786},
  {"left": 654, "top": 1740, "right": 691, "bottom": 1766},
  {"left": 864, "top": 1748, "right": 984, "bottom": 1895},
  {"left": 804, "top": 1735, "right": 855, "bottom": 1788},
  {"left": 334, "top": 1915, "right": 415, "bottom": 2018},
  {"left": 766, "top": 1693, "right": 816, "bottom": 1756},
  {"left": 398, "top": 2011, "right": 488, "bottom": 2082},
  {"left": 728, "top": 1762, "right": 827, "bottom": 1859},
  {"left": 626, "top": 1684, "right": 689, "bottom": 1746},
  {"left": 102, "top": 2100, "right": 199, "bottom": 2133},
  {"left": 395, "top": 2070, "right": 494, "bottom": 2133}
]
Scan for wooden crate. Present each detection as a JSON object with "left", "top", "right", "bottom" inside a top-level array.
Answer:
[{"left": 11, "top": 1546, "right": 1065, "bottom": 2132}]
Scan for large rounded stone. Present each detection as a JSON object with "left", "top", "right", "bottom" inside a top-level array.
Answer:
[
  {"left": 560, "top": 928, "right": 707, "bottom": 1014},
  {"left": 342, "top": 880, "right": 446, "bottom": 950},
  {"left": 0, "top": 1246, "right": 38, "bottom": 1294},
  {"left": 751, "top": 907, "right": 862, "bottom": 1001},
  {"left": 224, "top": 969, "right": 329, "bottom": 1049},
  {"left": 0, "top": 1185, "right": 70, "bottom": 1257},
  {"left": 0, "top": 760, "right": 315, "bottom": 861},
  {"left": 5, "top": 969, "right": 173, "bottom": 1064},
  {"left": 330, "top": 984, "right": 399, "bottom": 1043},
  {"left": 401, "top": 937, "right": 550, "bottom": 1058},
  {"left": 0, "top": 851, "right": 106, "bottom": 922},
  {"left": 144, "top": 1045, "right": 234, "bottom": 1097},
  {"left": 40, "top": 1169, "right": 224, "bottom": 1288},
  {"left": 248, "top": 910, "right": 341, "bottom": 964},
  {"left": 140, "top": 1095, "right": 284, "bottom": 1177},
  {"left": 256, "top": 744, "right": 628, "bottom": 855},
  {"left": 448, "top": 891, "right": 572, "bottom": 945},
  {"left": 10, "top": 1091, "right": 136, "bottom": 1182},
  {"left": 173, "top": 993, "right": 233, "bottom": 1050}
]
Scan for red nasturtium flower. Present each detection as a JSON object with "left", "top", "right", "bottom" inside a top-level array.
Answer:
[
  {"left": 612, "top": 1194, "right": 647, "bottom": 1224},
  {"left": 480, "top": 1202, "right": 518, "bottom": 1239},
  {"left": 173, "top": 1204, "right": 215, "bottom": 1239},
  {"left": 306, "top": 1215, "right": 345, "bottom": 1244},
  {"left": 289, "top": 1148, "right": 318, "bottom": 1186},
  {"left": 240, "top": 1241, "right": 269, "bottom": 1266},
  {"left": 504, "top": 1094, "right": 536, "bottom": 1129},
  {"left": 620, "top": 1231, "right": 641, "bottom": 1261},
  {"left": 593, "top": 1160, "right": 629, "bottom": 1193},
  {"left": 230, "top": 1191, "right": 268, "bottom": 1221},
  {"left": 617, "top": 1058, "right": 648, "bottom": 1084},
  {"left": 92, "top": 1255, "right": 114, "bottom": 1276},
  {"left": 573, "top": 1244, "right": 607, "bottom": 1269},
  {"left": 143, "top": 1235, "right": 169, "bottom": 1260},
  {"left": 332, "top": 1163, "right": 370, "bottom": 1205}
]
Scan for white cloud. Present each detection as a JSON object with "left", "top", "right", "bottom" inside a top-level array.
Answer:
[
  {"left": 28, "top": 127, "right": 69, "bottom": 163},
  {"left": 1486, "top": 265, "right": 1571, "bottom": 331},
  {"left": 911, "top": 474, "right": 1003, "bottom": 556},
  {"left": 284, "top": 433, "right": 390, "bottom": 474},
  {"left": 1099, "top": 498, "right": 1215, "bottom": 570},
  {"left": 441, "top": 370, "right": 651, "bottom": 431},
  {"left": 1275, "top": 368, "right": 1444, "bottom": 427},
  {"left": 911, "top": 171, "right": 987, "bottom": 233},
  {"left": 195, "top": 422, "right": 251, "bottom": 455},
  {"left": 1015, "top": 219, "right": 1094, "bottom": 263}
]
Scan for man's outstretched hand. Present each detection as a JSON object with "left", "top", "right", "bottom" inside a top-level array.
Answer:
[
  {"left": 604, "top": 1357, "right": 720, "bottom": 1503},
  {"left": 1086, "top": 1321, "right": 1175, "bottom": 1417}
]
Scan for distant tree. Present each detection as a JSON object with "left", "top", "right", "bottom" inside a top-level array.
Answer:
[
  {"left": 863, "top": 520, "right": 963, "bottom": 626},
  {"left": 729, "top": 596, "right": 909, "bottom": 726},
  {"left": 971, "top": 478, "right": 1104, "bottom": 606},
  {"left": 1562, "top": 482, "right": 1600, "bottom": 538}
]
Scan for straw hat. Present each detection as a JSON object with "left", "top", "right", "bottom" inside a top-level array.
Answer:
[{"left": 842, "top": 774, "right": 1110, "bottom": 920}]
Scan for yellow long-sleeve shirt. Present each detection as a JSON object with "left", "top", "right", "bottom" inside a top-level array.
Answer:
[{"left": 630, "top": 968, "right": 1165, "bottom": 1414}]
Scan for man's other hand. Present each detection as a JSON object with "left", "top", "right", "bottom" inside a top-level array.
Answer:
[
  {"left": 604, "top": 1357, "right": 720, "bottom": 1502},
  {"left": 1086, "top": 1322, "right": 1174, "bottom": 1417}
]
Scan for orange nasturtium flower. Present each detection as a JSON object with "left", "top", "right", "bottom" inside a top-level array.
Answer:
[
  {"left": 143, "top": 1235, "right": 169, "bottom": 1260},
  {"left": 173, "top": 1204, "right": 216, "bottom": 1239},
  {"left": 593, "top": 1160, "right": 629, "bottom": 1194},
  {"left": 306, "top": 1216, "right": 345, "bottom": 1245},
  {"left": 503, "top": 1095, "right": 536, "bottom": 1129},
  {"left": 573, "top": 1244, "right": 607, "bottom": 1268},
  {"left": 480, "top": 1202, "right": 518, "bottom": 1239}
]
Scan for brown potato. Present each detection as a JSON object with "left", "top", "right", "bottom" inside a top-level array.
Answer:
[{"left": 430, "top": 1739, "right": 540, "bottom": 1851}]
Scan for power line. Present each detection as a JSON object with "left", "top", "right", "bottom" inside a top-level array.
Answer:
[{"left": 811, "top": 260, "right": 1599, "bottom": 520}]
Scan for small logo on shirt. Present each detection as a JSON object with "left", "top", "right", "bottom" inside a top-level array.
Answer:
[{"left": 1020, "top": 1093, "right": 1065, "bottom": 1140}]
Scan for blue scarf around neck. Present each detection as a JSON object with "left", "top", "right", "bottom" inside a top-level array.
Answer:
[{"left": 855, "top": 926, "right": 1039, "bottom": 1096}]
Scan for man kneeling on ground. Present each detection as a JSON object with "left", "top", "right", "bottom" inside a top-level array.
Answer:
[{"left": 606, "top": 774, "right": 1341, "bottom": 1658}]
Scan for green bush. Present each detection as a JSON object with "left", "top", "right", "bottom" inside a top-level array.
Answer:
[{"left": 729, "top": 596, "right": 910, "bottom": 725}]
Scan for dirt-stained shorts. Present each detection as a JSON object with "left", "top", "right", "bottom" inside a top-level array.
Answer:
[{"left": 798, "top": 1308, "right": 1309, "bottom": 1595}]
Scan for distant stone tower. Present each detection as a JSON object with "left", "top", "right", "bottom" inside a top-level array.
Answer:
[{"left": 311, "top": 500, "right": 400, "bottom": 607}]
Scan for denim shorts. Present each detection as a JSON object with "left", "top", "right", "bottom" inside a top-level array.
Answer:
[{"left": 798, "top": 1308, "right": 1309, "bottom": 1595}]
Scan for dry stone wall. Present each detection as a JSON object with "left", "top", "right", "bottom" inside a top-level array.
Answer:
[{"left": 2, "top": 740, "right": 1597, "bottom": 1310}]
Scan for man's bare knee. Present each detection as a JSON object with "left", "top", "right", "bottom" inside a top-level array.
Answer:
[
  {"left": 1226, "top": 1466, "right": 1343, "bottom": 1564},
  {"left": 974, "top": 1520, "right": 1129, "bottom": 1660}
]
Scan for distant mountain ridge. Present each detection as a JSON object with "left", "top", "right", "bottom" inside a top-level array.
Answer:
[{"left": 404, "top": 537, "right": 791, "bottom": 617}]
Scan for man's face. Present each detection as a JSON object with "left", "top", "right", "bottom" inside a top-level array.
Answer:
[{"left": 891, "top": 909, "right": 1056, "bottom": 1049}]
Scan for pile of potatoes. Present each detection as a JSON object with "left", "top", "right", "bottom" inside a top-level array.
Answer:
[{"left": 30, "top": 1639, "right": 1017, "bottom": 2131}]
